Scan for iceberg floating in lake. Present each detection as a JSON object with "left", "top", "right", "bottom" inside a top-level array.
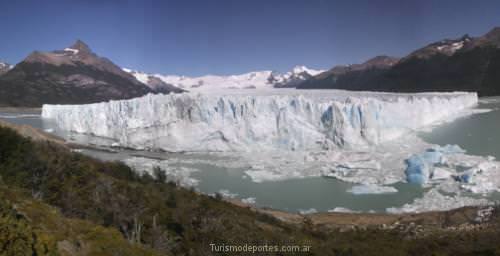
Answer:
[
  {"left": 405, "top": 154, "right": 433, "bottom": 184},
  {"left": 405, "top": 145, "right": 466, "bottom": 185}
]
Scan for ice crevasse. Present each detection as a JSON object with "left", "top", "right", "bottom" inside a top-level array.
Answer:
[{"left": 41, "top": 91, "right": 478, "bottom": 152}]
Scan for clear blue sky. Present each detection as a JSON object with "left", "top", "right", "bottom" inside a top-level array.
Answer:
[{"left": 1, "top": 0, "right": 500, "bottom": 76}]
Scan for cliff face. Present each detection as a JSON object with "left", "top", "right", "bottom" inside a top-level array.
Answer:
[{"left": 41, "top": 91, "right": 477, "bottom": 152}]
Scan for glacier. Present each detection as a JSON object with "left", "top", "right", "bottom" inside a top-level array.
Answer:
[
  {"left": 41, "top": 89, "right": 479, "bottom": 153},
  {"left": 38, "top": 89, "right": 500, "bottom": 213}
]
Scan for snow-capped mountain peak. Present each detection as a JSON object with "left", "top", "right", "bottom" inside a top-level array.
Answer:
[
  {"left": 123, "top": 66, "right": 324, "bottom": 91},
  {"left": 0, "top": 61, "right": 13, "bottom": 75},
  {"left": 405, "top": 35, "right": 473, "bottom": 60},
  {"left": 290, "top": 65, "right": 324, "bottom": 76},
  {"left": 63, "top": 48, "right": 79, "bottom": 55},
  {"left": 271, "top": 66, "right": 325, "bottom": 88},
  {"left": 435, "top": 36, "right": 471, "bottom": 54},
  {"left": 0, "top": 61, "right": 13, "bottom": 68}
]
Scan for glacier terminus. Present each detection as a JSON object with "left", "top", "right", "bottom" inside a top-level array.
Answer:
[
  {"left": 41, "top": 89, "right": 500, "bottom": 213},
  {"left": 41, "top": 89, "right": 478, "bottom": 152}
]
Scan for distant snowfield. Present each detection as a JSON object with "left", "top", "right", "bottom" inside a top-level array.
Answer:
[
  {"left": 124, "top": 66, "right": 325, "bottom": 91},
  {"left": 41, "top": 89, "right": 500, "bottom": 213}
]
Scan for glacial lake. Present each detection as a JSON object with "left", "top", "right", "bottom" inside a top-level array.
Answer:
[
  {"left": 420, "top": 97, "right": 500, "bottom": 159},
  {"left": 1, "top": 97, "right": 499, "bottom": 213}
]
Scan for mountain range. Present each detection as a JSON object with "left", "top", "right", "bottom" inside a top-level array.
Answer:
[
  {"left": 0, "top": 41, "right": 323, "bottom": 106},
  {"left": 123, "top": 65, "right": 324, "bottom": 91},
  {"left": 297, "top": 27, "right": 500, "bottom": 96},
  {"left": 2, "top": 27, "right": 500, "bottom": 107}
]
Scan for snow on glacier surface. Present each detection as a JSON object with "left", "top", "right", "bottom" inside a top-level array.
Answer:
[
  {"left": 39, "top": 90, "right": 500, "bottom": 213},
  {"left": 41, "top": 89, "right": 479, "bottom": 152},
  {"left": 124, "top": 66, "right": 325, "bottom": 91}
]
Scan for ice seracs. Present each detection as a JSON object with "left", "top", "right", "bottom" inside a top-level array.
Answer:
[{"left": 41, "top": 90, "right": 478, "bottom": 152}]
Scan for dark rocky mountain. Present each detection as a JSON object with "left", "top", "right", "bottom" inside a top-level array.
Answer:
[
  {"left": 402, "top": 35, "right": 473, "bottom": 60},
  {"left": 123, "top": 68, "right": 185, "bottom": 93},
  {"left": 144, "top": 76, "right": 185, "bottom": 93},
  {"left": 316, "top": 55, "right": 399, "bottom": 78},
  {"left": 0, "top": 61, "right": 11, "bottom": 76},
  {"left": 298, "top": 56, "right": 399, "bottom": 88},
  {"left": 298, "top": 27, "right": 500, "bottom": 96},
  {"left": 0, "top": 40, "right": 165, "bottom": 107}
]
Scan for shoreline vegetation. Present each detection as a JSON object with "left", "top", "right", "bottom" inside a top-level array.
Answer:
[{"left": 1, "top": 118, "right": 500, "bottom": 255}]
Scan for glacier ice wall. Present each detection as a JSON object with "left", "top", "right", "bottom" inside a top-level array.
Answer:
[{"left": 41, "top": 91, "right": 478, "bottom": 152}]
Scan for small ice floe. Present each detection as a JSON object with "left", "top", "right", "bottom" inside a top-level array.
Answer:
[
  {"left": 244, "top": 170, "right": 285, "bottom": 183},
  {"left": 475, "top": 206, "right": 495, "bottom": 223},
  {"left": 217, "top": 189, "right": 238, "bottom": 199},
  {"left": 44, "top": 128, "right": 54, "bottom": 133},
  {"left": 386, "top": 188, "right": 489, "bottom": 214},
  {"left": 347, "top": 184, "right": 398, "bottom": 195},
  {"left": 111, "top": 142, "right": 121, "bottom": 147},
  {"left": 299, "top": 208, "right": 318, "bottom": 215},
  {"left": 327, "top": 207, "right": 360, "bottom": 213},
  {"left": 453, "top": 161, "right": 500, "bottom": 194},
  {"left": 244, "top": 162, "right": 306, "bottom": 183},
  {"left": 431, "top": 167, "right": 453, "bottom": 181},
  {"left": 241, "top": 197, "right": 256, "bottom": 204}
]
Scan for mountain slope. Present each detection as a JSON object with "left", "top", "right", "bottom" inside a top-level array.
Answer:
[
  {"left": 298, "top": 27, "right": 500, "bottom": 96},
  {"left": 0, "top": 61, "right": 11, "bottom": 76},
  {"left": 0, "top": 40, "right": 156, "bottom": 107},
  {"left": 125, "top": 65, "right": 324, "bottom": 91},
  {"left": 123, "top": 68, "right": 185, "bottom": 93},
  {"left": 297, "top": 55, "right": 400, "bottom": 89},
  {"left": 271, "top": 65, "right": 325, "bottom": 88}
]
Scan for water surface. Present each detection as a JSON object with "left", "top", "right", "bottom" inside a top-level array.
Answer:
[{"left": 2, "top": 98, "right": 500, "bottom": 213}]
